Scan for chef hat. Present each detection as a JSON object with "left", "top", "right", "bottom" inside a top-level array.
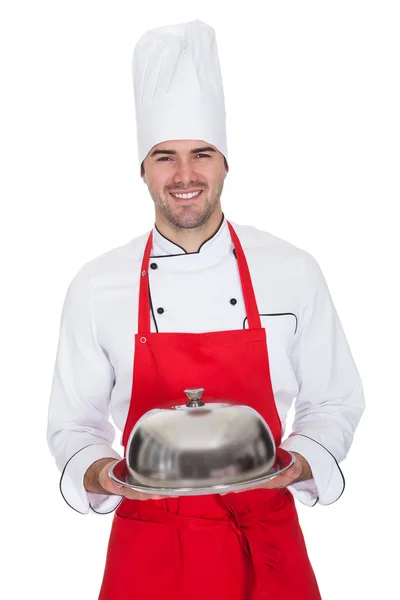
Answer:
[{"left": 132, "top": 19, "right": 228, "bottom": 167}]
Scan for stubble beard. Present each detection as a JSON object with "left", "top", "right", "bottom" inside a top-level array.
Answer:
[{"left": 151, "top": 182, "right": 224, "bottom": 230}]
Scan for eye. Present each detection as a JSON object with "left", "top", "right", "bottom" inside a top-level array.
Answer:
[
  {"left": 157, "top": 156, "right": 173, "bottom": 161},
  {"left": 195, "top": 153, "right": 210, "bottom": 158}
]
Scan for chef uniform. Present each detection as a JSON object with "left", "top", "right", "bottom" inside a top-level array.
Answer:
[{"left": 47, "top": 19, "right": 365, "bottom": 599}]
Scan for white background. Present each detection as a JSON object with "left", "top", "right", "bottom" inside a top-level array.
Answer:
[{"left": 1, "top": 1, "right": 399, "bottom": 598}]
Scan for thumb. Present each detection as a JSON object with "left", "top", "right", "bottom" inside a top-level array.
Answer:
[{"left": 99, "top": 459, "right": 123, "bottom": 494}]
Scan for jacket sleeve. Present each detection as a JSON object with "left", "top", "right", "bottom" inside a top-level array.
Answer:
[
  {"left": 47, "top": 264, "right": 123, "bottom": 515},
  {"left": 280, "top": 252, "right": 365, "bottom": 506}
]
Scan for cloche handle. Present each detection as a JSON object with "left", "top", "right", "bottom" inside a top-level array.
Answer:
[{"left": 184, "top": 388, "right": 205, "bottom": 407}]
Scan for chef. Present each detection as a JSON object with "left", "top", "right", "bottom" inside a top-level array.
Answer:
[{"left": 47, "top": 19, "right": 365, "bottom": 600}]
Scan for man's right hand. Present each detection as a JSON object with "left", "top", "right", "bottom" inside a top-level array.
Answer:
[{"left": 84, "top": 457, "right": 168, "bottom": 501}]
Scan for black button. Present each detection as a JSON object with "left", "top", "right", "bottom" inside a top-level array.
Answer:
[
  {"left": 150, "top": 263, "right": 158, "bottom": 270},
  {"left": 157, "top": 307, "right": 164, "bottom": 314},
  {"left": 230, "top": 298, "right": 237, "bottom": 305},
  {"left": 233, "top": 249, "right": 237, "bottom": 259}
]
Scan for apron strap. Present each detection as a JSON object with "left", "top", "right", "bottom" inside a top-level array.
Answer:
[
  {"left": 138, "top": 231, "right": 153, "bottom": 333},
  {"left": 227, "top": 222, "right": 262, "bottom": 330},
  {"left": 138, "top": 222, "right": 262, "bottom": 333}
]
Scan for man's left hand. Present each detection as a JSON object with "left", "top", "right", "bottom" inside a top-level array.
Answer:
[
  {"left": 255, "top": 451, "right": 312, "bottom": 489},
  {"left": 220, "top": 452, "right": 312, "bottom": 495}
]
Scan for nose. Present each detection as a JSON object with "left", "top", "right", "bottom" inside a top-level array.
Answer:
[{"left": 171, "top": 159, "right": 197, "bottom": 188}]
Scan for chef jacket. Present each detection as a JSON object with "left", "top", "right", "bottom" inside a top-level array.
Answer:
[{"left": 47, "top": 217, "right": 365, "bottom": 515}]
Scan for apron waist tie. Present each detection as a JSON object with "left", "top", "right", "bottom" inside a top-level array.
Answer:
[
  {"left": 224, "top": 503, "right": 283, "bottom": 598},
  {"left": 120, "top": 499, "right": 284, "bottom": 598}
]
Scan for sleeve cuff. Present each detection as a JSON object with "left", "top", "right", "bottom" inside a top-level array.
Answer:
[
  {"left": 59, "top": 444, "right": 123, "bottom": 515},
  {"left": 280, "top": 434, "right": 345, "bottom": 506}
]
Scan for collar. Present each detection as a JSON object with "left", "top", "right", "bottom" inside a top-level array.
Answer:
[{"left": 151, "top": 215, "right": 231, "bottom": 258}]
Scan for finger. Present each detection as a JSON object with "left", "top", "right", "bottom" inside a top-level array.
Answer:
[
  {"left": 261, "top": 464, "right": 301, "bottom": 487},
  {"left": 115, "top": 486, "right": 137, "bottom": 498},
  {"left": 99, "top": 461, "right": 126, "bottom": 495},
  {"left": 124, "top": 489, "right": 179, "bottom": 501},
  {"left": 258, "top": 473, "right": 295, "bottom": 489},
  {"left": 103, "top": 479, "right": 127, "bottom": 496},
  {"left": 141, "top": 495, "right": 165, "bottom": 500},
  {"left": 124, "top": 490, "right": 162, "bottom": 500}
]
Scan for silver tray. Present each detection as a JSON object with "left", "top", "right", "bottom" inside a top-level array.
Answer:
[{"left": 109, "top": 448, "right": 295, "bottom": 496}]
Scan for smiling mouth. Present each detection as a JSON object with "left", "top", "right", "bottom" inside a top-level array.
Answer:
[{"left": 169, "top": 190, "right": 203, "bottom": 200}]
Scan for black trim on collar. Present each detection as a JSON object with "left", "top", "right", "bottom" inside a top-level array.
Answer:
[
  {"left": 152, "top": 214, "right": 226, "bottom": 257},
  {"left": 197, "top": 214, "right": 225, "bottom": 252},
  {"left": 294, "top": 433, "right": 346, "bottom": 505},
  {"left": 243, "top": 312, "right": 298, "bottom": 334},
  {"left": 154, "top": 225, "right": 186, "bottom": 254}
]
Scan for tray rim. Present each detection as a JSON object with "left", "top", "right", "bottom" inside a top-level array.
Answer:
[{"left": 108, "top": 448, "right": 295, "bottom": 496}]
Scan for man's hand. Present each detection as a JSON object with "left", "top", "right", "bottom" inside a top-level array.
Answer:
[
  {"left": 254, "top": 451, "right": 312, "bottom": 490},
  {"left": 84, "top": 458, "right": 175, "bottom": 501},
  {"left": 220, "top": 452, "right": 313, "bottom": 495}
]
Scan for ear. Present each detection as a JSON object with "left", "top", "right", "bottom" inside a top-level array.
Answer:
[
  {"left": 223, "top": 156, "right": 229, "bottom": 176},
  {"left": 140, "top": 158, "right": 147, "bottom": 183}
]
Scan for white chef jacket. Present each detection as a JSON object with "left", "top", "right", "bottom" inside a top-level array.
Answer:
[{"left": 47, "top": 217, "right": 365, "bottom": 515}]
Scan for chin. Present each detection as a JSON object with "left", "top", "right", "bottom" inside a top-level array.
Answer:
[{"left": 171, "top": 209, "right": 210, "bottom": 229}]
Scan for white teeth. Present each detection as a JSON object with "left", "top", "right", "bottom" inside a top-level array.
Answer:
[{"left": 171, "top": 191, "right": 202, "bottom": 199}]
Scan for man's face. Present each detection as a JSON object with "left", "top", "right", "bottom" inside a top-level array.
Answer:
[{"left": 141, "top": 140, "right": 228, "bottom": 229}]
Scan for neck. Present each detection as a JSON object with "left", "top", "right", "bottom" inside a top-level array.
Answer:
[{"left": 155, "top": 208, "right": 224, "bottom": 253}]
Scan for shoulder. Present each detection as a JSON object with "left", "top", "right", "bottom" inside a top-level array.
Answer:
[
  {"left": 65, "top": 231, "right": 150, "bottom": 296},
  {"left": 86, "top": 231, "right": 150, "bottom": 275},
  {"left": 231, "top": 221, "right": 328, "bottom": 308},
  {"left": 230, "top": 221, "right": 319, "bottom": 274}
]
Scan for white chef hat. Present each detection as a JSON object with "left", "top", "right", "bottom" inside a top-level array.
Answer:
[{"left": 132, "top": 19, "right": 228, "bottom": 168}]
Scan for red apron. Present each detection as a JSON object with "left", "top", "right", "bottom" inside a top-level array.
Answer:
[{"left": 99, "top": 222, "right": 321, "bottom": 600}]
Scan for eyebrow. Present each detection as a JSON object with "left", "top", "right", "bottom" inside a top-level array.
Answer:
[{"left": 150, "top": 146, "right": 217, "bottom": 157}]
